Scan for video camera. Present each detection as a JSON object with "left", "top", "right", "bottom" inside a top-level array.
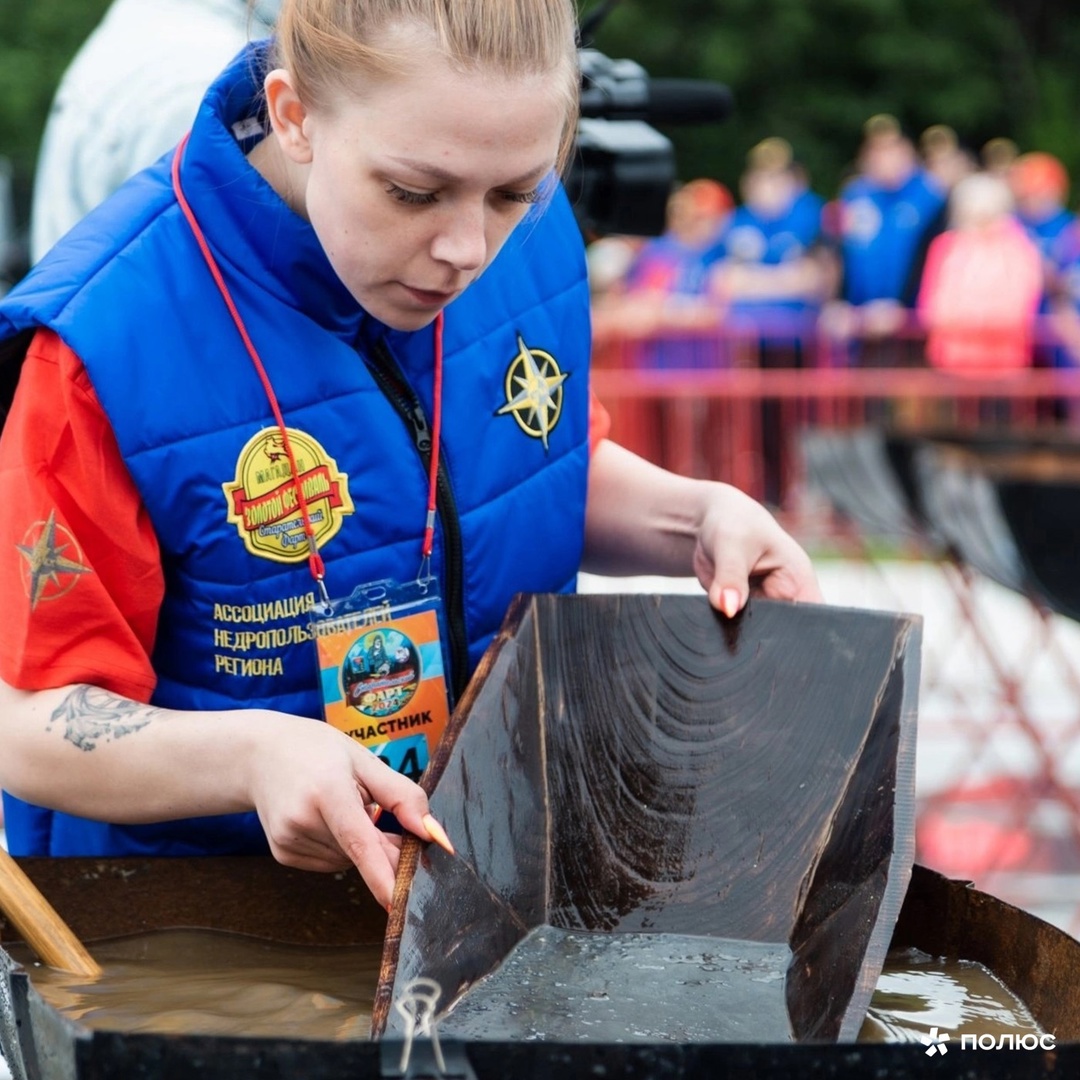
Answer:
[{"left": 567, "top": 3, "right": 734, "bottom": 238}]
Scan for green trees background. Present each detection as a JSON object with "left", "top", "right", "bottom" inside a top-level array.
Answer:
[
  {"left": 590, "top": 0, "right": 1080, "bottom": 199},
  {"left": 1, "top": 0, "right": 1079, "bottom": 227},
  {"left": 0, "top": 0, "right": 112, "bottom": 216}
]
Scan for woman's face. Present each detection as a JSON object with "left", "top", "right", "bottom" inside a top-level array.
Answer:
[{"left": 280, "top": 48, "right": 568, "bottom": 331}]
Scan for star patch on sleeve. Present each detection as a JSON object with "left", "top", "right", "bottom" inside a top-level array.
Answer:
[
  {"left": 17, "top": 509, "right": 93, "bottom": 610},
  {"left": 496, "top": 333, "right": 569, "bottom": 452}
]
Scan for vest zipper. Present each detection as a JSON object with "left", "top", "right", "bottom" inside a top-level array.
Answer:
[{"left": 365, "top": 337, "right": 470, "bottom": 704}]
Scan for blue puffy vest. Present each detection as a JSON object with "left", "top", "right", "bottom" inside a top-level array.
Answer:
[
  {"left": 0, "top": 43, "right": 590, "bottom": 856},
  {"left": 839, "top": 169, "right": 946, "bottom": 306}
]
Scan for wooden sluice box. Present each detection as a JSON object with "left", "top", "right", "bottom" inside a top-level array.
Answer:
[
  {"left": 4, "top": 594, "right": 1080, "bottom": 1078},
  {"left": 802, "top": 424, "right": 1080, "bottom": 626}
]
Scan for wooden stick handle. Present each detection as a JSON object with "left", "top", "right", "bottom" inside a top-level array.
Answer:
[{"left": 0, "top": 847, "right": 101, "bottom": 977}]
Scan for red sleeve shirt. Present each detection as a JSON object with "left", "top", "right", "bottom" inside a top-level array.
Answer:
[
  {"left": 0, "top": 329, "right": 163, "bottom": 701},
  {"left": 588, "top": 381, "right": 612, "bottom": 452},
  {"left": 0, "top": 329, "right": 612, "bottom": 699}
]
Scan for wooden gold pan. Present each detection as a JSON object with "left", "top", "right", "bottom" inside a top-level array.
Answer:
[{"left": 375, "top": 593, "right": 922, "bottom": 1045}]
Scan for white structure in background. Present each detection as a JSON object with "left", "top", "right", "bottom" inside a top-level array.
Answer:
[{"left": 30, "top": 0, "right": 280, "bottom": 263}]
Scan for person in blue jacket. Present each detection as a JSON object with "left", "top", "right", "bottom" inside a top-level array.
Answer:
[
  {"left": 710, "top": 137, "right": 830, "bottom": 505},
  {"left": 822, "top": 114, "right": 947, "bottom": 364},
  {"left": 1010, "top": 151, "right": 1077, "bottom": 275},
  {"left": 1008, "top": 151, "right": 1077, "bottom": 371},
  {"left": 0, "top": 0, "right": 820, "bottom": 908},
  {"left": 712, "top": 136, "right": 828, "bottom": 342}
]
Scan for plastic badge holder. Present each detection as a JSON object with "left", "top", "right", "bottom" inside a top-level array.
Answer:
[{"left": 311, "top": 579, "right": 451, "bottom": 782}]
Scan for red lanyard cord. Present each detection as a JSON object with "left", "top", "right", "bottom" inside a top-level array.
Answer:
[
  {"left": 423, "top": 311, "right": 444, "bottom": 562},
  {"left": 170, "top": 132, "right": 444, "bottom": 593}
]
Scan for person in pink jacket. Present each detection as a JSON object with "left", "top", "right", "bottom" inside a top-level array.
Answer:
[{"left": 917, "top": 172, "right": 1044, "bottom": 373}]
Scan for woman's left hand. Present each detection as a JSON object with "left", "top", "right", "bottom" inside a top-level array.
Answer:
[
  {"left": 690, "top": 482, "right": 822, "bottom": 616},
  {"left": 583, "top": 439, "right": 822, "bottom": 615}
]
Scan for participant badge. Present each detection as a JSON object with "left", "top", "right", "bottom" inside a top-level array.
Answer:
[{"left": 311, "top": 579, "right": 451, "bottom": 782}]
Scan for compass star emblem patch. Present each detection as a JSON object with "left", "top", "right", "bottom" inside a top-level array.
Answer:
[
  {"left": 17, "top": 510, "right": 93, "bottom": 610},
  {"left": 496, "top": 334, "right": 569, "bottom": 451}
]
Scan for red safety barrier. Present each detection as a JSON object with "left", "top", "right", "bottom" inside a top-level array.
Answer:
[{"left": 591, "top": 321, "right": 1080, "bottom": 508}]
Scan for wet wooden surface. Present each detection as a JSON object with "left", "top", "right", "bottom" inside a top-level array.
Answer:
[{"left": 377, "top": 594, "right": 921, "bottom": 1043}]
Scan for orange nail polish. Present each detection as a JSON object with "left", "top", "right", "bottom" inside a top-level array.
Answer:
[
  {"left": 422, "top": 813, "right": 456, "bottom": 856},
  {"left": 721, "top": 588, "right": 741, "bottom": 618}
]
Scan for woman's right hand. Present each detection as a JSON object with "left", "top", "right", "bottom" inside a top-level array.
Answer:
[
  {"left": 246, "top": 715, "right": 446, "bottom": 908},
  {"left": 0, "top": 676, "right": 448, "bottom": 910}
]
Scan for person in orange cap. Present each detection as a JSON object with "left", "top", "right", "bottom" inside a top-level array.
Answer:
[
  {"left": 601, "top": 177, "right": 734, "bottom": 344},
  {"left": 1009, "top": 152, "right": 1075, "bottom": 268},
  {"left": 1008, "top": 151, "right": 1078, "bottom": 367},
  {"left": 623, "top": 178, "right": 734, "bottom": 298}
]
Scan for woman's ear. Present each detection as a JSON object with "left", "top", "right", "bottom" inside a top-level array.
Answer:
[{"left": 264, "top": 68, "right": 313, "bottom": 165}]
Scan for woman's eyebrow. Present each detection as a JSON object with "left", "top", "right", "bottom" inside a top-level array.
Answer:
[{"left": 385, "top": 155, "right": 551, "bottom": 187}]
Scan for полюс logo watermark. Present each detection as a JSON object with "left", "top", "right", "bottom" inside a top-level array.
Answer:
[
  {"left": 921, "top": 1027, "right": 950, "bottom": 1056},
  {"left": 921, "top": 1027, "right": 1056, "bottom": 1055}
]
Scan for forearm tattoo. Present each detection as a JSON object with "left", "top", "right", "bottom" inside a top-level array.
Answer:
[{"left": 47, "top": 685, "right": 160, "bottom": 752}]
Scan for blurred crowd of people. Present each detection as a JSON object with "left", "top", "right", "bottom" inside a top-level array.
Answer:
[{"left": 589, "top": 113, "right": 1080, "bottom": 374}]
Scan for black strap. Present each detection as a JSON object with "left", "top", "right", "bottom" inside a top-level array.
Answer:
[{"left": 0, "top": 327, "right": 35, "bottom": 431}]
